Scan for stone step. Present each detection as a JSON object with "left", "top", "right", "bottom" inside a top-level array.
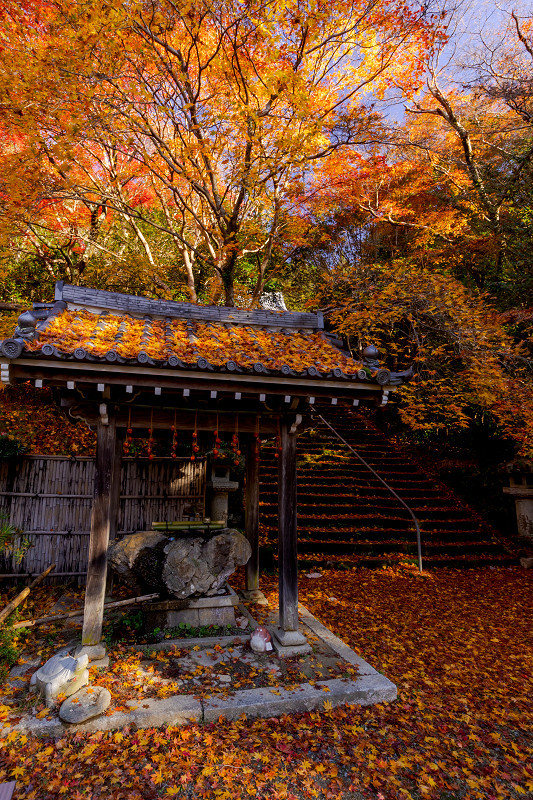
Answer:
[
  {"left": 294, "top": 554, "right": 516, "bottom": 569},
  {"left": 260, "top": 479, "right": 442, "bottom": 496},
  {"left": 256, "top": 404, "right": 512, "bottom": 568},
  {"left": 260, "top": 498, "right": 469, "bottom": 517},
  {"left": 259, "top": 512, "right": 482, "bottom": 531},
  {"left": 295, "top": 539, "right": 506, "bottom": 556},
  {"left": 262, "top": 526, "right": 492, "bottom": 543}
]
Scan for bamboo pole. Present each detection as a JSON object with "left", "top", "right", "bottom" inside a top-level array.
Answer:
[
  {"left": 12, "top": 592, "right": 160, "bottom": 629},
  {"left": 0, "top": 563, "right": 56, "bottom": 627}
]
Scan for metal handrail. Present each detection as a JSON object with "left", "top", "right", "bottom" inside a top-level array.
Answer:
[{"left": 310, "top": 407, "right": 423, "bottom": 573}]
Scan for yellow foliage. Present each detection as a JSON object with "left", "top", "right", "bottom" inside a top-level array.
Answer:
[{"left": 318, "top": 260, "right": 533, "bottom": 454}]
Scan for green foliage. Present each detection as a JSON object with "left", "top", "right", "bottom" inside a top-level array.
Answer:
[
  {"left": 0, "top": 610, "right": 27, "bottom": 682},
  {"left": 120, "top": 610, "right": 144, "bottom": 631},
  {"left": 0, "top": 433, "right": 26, "bottom": 460},
  {"left": 151, "top": 622, "right": 236, "bottom": 640},
  {"left": 0, "top": 512, "right": 31, "bottom": 565}
]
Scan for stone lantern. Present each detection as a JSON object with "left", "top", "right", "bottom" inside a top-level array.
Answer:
[
  {"left": 502, "top": 461, "right": 533, "bottom": 542},
  {"left": 208, "top": 465, "right": 239, "bottom": 525}
]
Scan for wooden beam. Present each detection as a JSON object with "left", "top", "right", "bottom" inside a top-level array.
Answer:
[
  {"left": 278, "top": 418, "right": 299, "bottom": 631},
  {"left": 65, "top": 404, "right": 287, "bottom": 434},
  {"left": 11, "top": 359, "right": 381, "bottom": 397},
  {"left": 81, "top": 416, "right": 117, "bottom": 647},
  {"left": 245, "top": 435, "right": 260, "bottom": 593}
]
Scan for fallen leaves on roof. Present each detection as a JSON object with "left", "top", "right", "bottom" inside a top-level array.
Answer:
[{"left": 25, "top": 310, "right": 361, "bottom": 373}]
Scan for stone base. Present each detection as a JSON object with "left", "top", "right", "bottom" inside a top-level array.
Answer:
[
  {"left": 74, "top": 644, "right": 106, "bottom": 662},
  {"left": 144, "top": 585, "right": 239, "bottom": 631},
  {"left": 241, "top": 589, "right": 268, "bottom": 606},
  {"left": 59, "top": 686, "right": 111, "bottom": 724},
  {"left": 89, "top": 656, "right": 110, "bottom": 670},
  {"left": 270, "top": 627, "right": 311, "bottom": 657}
]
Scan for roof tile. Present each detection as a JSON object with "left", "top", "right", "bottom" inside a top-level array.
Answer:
[{"left": 26, "top": 310, "right": 361, "bottom": 375}]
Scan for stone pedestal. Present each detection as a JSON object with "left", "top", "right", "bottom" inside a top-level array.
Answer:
[
  {"left": 503, "top": 461, "right": 533, "bottom": 542},
  {"left": 143, "top": 584, "right": 240, "bottom": 630},
  {"left": 208, "top": 466, "right": 239, "bottom": 525},
  {"left": 211, "top": 492, "right": 230, "bottom": 525}
]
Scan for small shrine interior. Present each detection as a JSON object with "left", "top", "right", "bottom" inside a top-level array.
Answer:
[{"left": 0, "top": 282, "right": 403, "bottom": 655}]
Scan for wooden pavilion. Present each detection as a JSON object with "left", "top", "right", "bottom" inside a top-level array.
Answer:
[{"left": 0, "top": 282, "right": 404, "bottom": 653}]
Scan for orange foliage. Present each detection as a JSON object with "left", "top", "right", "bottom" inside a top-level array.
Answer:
[
  {"left": 0, "top": 0, "right": 446, "bottom": 305},
  {"left": 0, "top": 385, "right": 95, "bottom": 455},
  {"left": 26, "top": 309, "right": 362, "bottom": 373},
  {"left": 0, "top": 567, "right": 531, "bottom": 799},
  {"left": 316, "top": 260, "right": 533, "bottom": 454},
  {"left": 0, "top": 312, "right": 19, "bottom": 339}
]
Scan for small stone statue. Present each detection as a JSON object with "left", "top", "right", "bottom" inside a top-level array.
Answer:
[{"left": 32, "top": 652, "right": 89, "bottom": 707}]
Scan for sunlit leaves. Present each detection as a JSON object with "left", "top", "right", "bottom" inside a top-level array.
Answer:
[
  {"left": 0, "top": 0, "right": 446, "bottom": 304},
  {"left": 0, "top": 568, "right": 531, "bottom": 799},
  {"left": 27, "top": 308, "right": 362, "bottom": 373}
]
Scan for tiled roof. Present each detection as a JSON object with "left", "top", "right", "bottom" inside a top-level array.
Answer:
[{"left": 24, "top": 309, "right": 363, "bottom": 376}]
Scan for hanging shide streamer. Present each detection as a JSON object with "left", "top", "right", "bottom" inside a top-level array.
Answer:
[
  {"left": 171, "top": 411, "right": 178, "bottom": 459},
  {"left": 124, "top": 408, "right": 133, "bottom": 455},
  {"left": 147, "top": 408, "right": 154, "bottom": 459},
  {"left": 191, "top": 411, "right": 199, "bottom": 461},
  {"left": 213, "top": 414, "right": 220, "bottom": 459}
]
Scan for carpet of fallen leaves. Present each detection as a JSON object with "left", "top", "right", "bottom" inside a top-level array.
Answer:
[{"left": 1, "top": 566, "right": 532, "bottom": 800}]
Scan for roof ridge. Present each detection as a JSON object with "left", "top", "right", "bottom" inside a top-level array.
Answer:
[{"left": 55, "top": 282, "right": 324, "bottom": 330}]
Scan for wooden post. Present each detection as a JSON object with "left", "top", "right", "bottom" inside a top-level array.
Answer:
[
  {"left": 278, "top": 418, "right": 299, "bottom": 632},
  {"left": 81, "top": 416, "right": 117, "bottom": 647},
  {"left": 245, "top": 435, "right": 260, "bottom": 593}
]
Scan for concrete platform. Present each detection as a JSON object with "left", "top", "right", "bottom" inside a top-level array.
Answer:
[{"left": 1, "top": 604, "right": 396, "bottom": 737}]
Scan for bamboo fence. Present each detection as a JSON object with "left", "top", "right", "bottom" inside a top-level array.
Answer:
[{"left": 0, "top": 455, "right": 206, "bottom": 582}]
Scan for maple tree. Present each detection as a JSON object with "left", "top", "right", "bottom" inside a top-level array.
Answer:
[
  {"left": 315, "top": 258, "right": 533, "bottom": 453},
  {"left": 280, "top": 12, "right": 533, "bottom": 454},
  {"left": 0, "top": 0, "right": 446, "bottom": 305}
]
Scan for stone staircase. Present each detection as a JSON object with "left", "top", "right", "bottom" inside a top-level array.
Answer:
[{"left": 259, "top": 404, "right": 516, "bottom": 569}]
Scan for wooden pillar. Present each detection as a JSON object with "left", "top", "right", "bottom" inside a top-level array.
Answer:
[
  {"left": 245, "top": 434, "right": 260, "bottom": 593},
  {"left": 82, "top": 416, "right": 117, "bottom": 647},
  {"left": 278, "top": 418, "right": 299, "bottom": 631}
]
